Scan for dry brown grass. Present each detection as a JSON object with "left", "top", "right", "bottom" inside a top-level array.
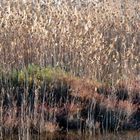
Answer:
[{"left": 0, "top": 0, "right": 140, "bottom": 83}]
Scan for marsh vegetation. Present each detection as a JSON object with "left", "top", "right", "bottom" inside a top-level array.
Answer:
[{"left": 0, "top": 0, "right": 140, "bottom": 139}]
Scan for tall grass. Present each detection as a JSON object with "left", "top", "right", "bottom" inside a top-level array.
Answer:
[
  {"left": 0, "top": 0, "right": 139, "bottom": 82},
  {"left": 0, "top": 1, "right": 140, "bottom": 137}
]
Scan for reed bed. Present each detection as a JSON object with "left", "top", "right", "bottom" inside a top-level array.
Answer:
[
  {"left": 0, "top": 0, "right": 139, "bottom": 82},
  {"left": 0, "top": 0, "right": 140, "bottom": 137}
]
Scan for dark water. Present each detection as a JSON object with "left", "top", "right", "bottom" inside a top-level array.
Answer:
[{"left": 3, "top": 131, "right": 140, "bottom": 140}]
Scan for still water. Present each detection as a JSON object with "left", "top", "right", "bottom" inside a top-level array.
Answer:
[{"left": 3, "top": 131, "right": 140, "bottom": 140}]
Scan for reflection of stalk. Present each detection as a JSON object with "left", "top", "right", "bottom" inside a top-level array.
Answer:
[
  {"left": 0, "top": 92, "right": 3, "bottom": 139},
  {"left": 21, "top": 99, "right": 24, "bottom": 139},
  {"left": 40, "top": 82, "right": 46, "bottom": 133},
  {"left": 34, "top": 88, "right": 38, "bottom": 122}
]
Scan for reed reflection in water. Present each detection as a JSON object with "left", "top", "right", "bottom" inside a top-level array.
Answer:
[{"left": 3, "top": 131, "right": 140, "bottom": 140}]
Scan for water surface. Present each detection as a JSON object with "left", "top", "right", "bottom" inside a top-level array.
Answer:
[{"left": 3, "top": 131, "right": 140, "bottom": 140}]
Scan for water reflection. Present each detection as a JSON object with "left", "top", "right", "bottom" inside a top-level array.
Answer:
[{"left": 3, "top": 131, "right": 140, "bottom": 140}]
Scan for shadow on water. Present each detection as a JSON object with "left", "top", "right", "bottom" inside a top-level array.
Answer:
[{"left": 3, "top": 131, "right": 140, "bottom": 140}]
